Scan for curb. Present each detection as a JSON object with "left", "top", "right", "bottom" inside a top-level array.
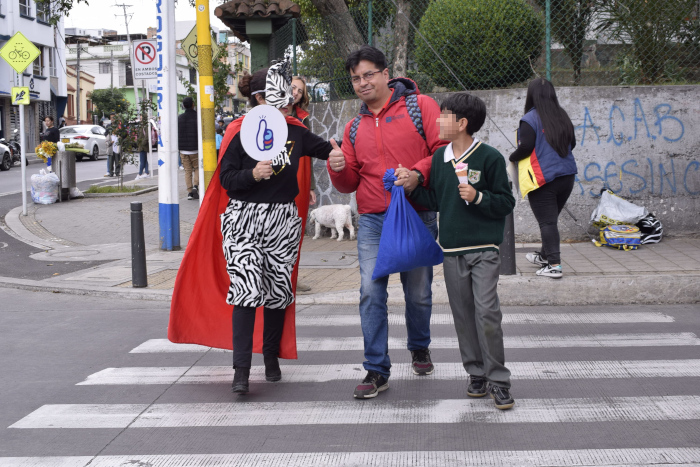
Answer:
[
  {"left": 83, "top": 185, "right": 158, "bottom": 198},
  {"left": 0, "top": 273, "right": 698, "bottom": 305}
]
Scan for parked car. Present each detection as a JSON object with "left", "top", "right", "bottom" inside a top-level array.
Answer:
[
  {"left": 0, "top": 141, "right": 11, "bottom": 171},
  {"left": 59, "top": 125, "right": 109, "bottom": 161},
  {"left": 0, "top": 129, "right": 25, "bottom": 167}
]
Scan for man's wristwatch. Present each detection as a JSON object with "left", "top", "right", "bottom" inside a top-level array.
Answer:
[{"left": 413, "top": 170, "right": 425, "bottom": 184}]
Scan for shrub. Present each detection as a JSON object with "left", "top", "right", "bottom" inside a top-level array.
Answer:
[{"left": 414, "top": 0, "right": 544, "bottom": 90}]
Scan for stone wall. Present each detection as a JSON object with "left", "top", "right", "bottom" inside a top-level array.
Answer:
[{"left": 307, "top": 85, "right": 700, "bottom": 241}]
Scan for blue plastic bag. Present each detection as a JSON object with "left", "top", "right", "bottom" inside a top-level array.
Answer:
[{"left": 372, "top": 169, "right": 444, "bottom": 280}]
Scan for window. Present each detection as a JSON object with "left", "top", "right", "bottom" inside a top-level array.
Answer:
[
  {"left": 125, "top": 62, "right": 133, "bottom": 86},
  {"left": 49, "top": 48, "right": 56, "bottom": 77},
  {"left": 67, "top": 96, "right": 74, "bottom": 117},
  {"left": 33, "top": 48, "right": 44, "bottom": 75},
  {"left": 19, "top": 0, "right": 30, "bottom": 16},
  {"left": 189, "top": 67, "right": 196, "bottom": 84},
  {"left": 99, "top": 62, "right": 111, "bottom": 74},
  {"left": 36, "top": 2, "right": 49, "bottom": 22},
  {"left": 226, "top": 74, "right": 233, "bottom": 85}
]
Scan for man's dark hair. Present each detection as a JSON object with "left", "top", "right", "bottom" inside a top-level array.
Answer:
[
  {"left": 45, "top": 116, "right": 54, "bottom": 122},
  {"left": 345, "top": 45, "right": 387, "bottom": 73},
  {"left": 440, "top": 93, "right": 486, "bottom": 135},
  {"left": 182, "top": 96, "right": 194, "bottom": 109}
]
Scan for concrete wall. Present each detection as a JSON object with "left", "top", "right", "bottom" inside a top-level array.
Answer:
[{"left": 307, "top": 85, "right": 700, "bottom": 240}]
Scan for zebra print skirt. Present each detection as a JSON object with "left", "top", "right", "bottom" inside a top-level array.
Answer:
[{"left": 221, "top": 199, "right": 302, "bottom": 309}]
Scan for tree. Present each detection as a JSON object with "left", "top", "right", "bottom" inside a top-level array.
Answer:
[
  {"left": 213, "top": 45, "right": 234, "bottom": 113},
  {"left": 594, "top": 0, "right": 698, "bottom": 84},
  {"left": 34, "top": 0, "right": 89, "bottom": 26},
  {"left": 307, "top": 0, "right": 365, "bottom": 57},
  {"left": 535, "top": 0, "right": 594, "bottom": 85},
  {"left": 89, "top": 87, "right": 131, "bottom": 121}
]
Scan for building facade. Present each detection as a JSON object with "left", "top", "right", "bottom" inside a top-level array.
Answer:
[
  {"left": 65, "top": 65, "right": 94, "bottom": 125},
  {"left": 0, "top": 0, "right": 68, "bottom": 148}
]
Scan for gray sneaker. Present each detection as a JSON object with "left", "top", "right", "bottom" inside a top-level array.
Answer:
[
  {"left": 489, "top": 384, "right": 515, "bottom": 410},
  {"left": 353, "top": 371, "right": 389, "bottom": 399},
  {"left": 526, "top": 251, "right": 547, "bottom": 266}
]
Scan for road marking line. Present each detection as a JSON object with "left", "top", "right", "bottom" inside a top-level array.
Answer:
[
  {"left": 294, "top": 312, "right": 675, "bottom": 327},
  {"left": 130, "top": 332, "right": 699, "bottom": 353},
  {"left": 77, "top": 359, "right": 700, "bottom": 385},
  {"left": 2, "top": 448, "right": 700, "bottom": 466},
  {"left": 10, "top": 395, "right": 700, "bottom": 428}
]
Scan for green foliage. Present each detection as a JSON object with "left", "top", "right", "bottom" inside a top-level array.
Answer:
[
  {"left": 213, "top": 46, "right": 234, "bottom": 112},
  {"left": 34, "top": 0, "right": 89, "bottom": 26},
  {"left": 414, "top": 0, "right": 544, "bottom": 91},
  {"left": 89, "top": 87, "right": 131, "bottom": 118},
  {"left": 594, "top": 0, "right": 698, "bottom": 84}
]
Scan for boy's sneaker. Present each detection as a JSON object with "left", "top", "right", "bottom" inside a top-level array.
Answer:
[
  {"left": 536, "top": 264, "right": 563, "bottom": 279},
  {"left": 411, "top": 348, "right": 434, "bottom": 375},
  {"left": 467, "top": 375, "right": 487, "bottom": 397},
  {"left": 489, "top": 384, "right": 515, "bottom": 410},
  {"left": 104, "top": 173, "right": 111, "bottom": 177},
  {"left": 526, "top": 251, "right": 547, "bottom": 267},
  {"left": 191, "top": 188, "right": 199, "bottom": 200},
  {"left": 187, "top": 192, "right": 194, "bottom": 200},
  {"left": 353, "top": 370, "right": 389, "bottom": 399}
]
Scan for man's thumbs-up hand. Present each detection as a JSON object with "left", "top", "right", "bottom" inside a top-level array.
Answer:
[{"left": 329, "top": 138, "right": 345, "bottom": 172}]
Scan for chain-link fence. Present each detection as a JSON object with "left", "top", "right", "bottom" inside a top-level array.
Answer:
[{"left": 269, "top": 0, "right": 700, "bottom": 101}]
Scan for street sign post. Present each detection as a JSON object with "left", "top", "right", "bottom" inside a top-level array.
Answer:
[
  {"left": 181, "top": 25, "right": 221, "bottom": 71},
  {"left": 0, "top": 32, "right": 42, "bottom": 217},
  {"left": 132, "top": 39, "right": 157, "bottom": 80}
]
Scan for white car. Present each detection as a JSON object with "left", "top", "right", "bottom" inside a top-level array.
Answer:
[
  {"left": 59, "top": 125, "right": 109, "bottom": 161},
  {"left": 0, "top": 141, "right": 11, "bottom": 171}
]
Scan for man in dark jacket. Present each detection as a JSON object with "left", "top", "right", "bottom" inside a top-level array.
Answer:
[{"left": 178, "top": 96, "right": 199, "bottom": 200}]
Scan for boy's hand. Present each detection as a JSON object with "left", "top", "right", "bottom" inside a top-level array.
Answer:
[
  {"left": 394, "top": 164, "right": 411, "bottom": 186},
  {"left": 459, "top": 183, "right": 477, "bottom": 202},
  {"left": 328, "top": 139, "right": 345, "bottom": 172}
]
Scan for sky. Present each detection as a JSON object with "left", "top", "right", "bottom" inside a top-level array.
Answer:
[{"left": 63, "top": 0, "right": 229, "bottom": 36}]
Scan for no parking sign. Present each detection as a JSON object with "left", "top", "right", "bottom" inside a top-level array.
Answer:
[{"left": 133, "top": 40, "right": 157, "bottom": 79}]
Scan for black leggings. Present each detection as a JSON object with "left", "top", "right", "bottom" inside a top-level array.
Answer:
[
  {"left": 232, "top": 306, "right": 286, "bottom": 369},
  {"left": 527, "top": 174, "right": 575, "bottom": 265}
]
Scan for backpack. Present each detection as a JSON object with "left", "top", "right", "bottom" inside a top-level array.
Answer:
[
  {"left": 348, "top": 93, "right": 425, "bottom": 147},
  {"left": 594, "top": 224, "right": 642, "bottom": 251}
]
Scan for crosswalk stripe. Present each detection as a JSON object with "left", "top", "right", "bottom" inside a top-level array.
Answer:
[
  {"left": 76, "top": 359, "right": 700, "bottom": 385},
  {"left": 10, "top": 395, "right": 700, "bottom": 429},
  {"left": 3, "top": 448, "right": 700, "bottom": 467},
  {"left": 130, "top": 333, "right": 699, "bottom": 353},
  {"left": 295, "top": 312, "right": 675, "bottom": 327}
]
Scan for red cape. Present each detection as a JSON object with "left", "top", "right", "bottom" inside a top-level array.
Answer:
[{"left": 167, "top": 115, "right": 311, "bottom": 359}]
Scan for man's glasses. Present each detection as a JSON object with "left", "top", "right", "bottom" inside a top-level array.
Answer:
[{"left": 350, "top": 70, "right": 382, "bottom": 84}]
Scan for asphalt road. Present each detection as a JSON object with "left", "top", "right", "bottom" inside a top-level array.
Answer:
[
  {"left": 0, "top": 158, "right": 140, "bottom": 280},
  {"left": 1, "top": 289, "right": 699, "bottom": 465}
]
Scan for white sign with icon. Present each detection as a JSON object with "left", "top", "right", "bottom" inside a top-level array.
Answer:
[{"left": 240, "top": 105, "right": 288, "bottom": 162}]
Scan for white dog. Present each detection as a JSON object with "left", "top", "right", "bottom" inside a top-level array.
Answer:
[{"left": 310, "top": 205, "right": 355, "bottom": 242}]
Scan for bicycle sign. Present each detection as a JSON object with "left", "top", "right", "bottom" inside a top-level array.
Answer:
[
  {"left": 0, "top": 32, "right": 41, "bottom": 74},
  {"left": 181, "top": 25, "right": 221, "bottom": 72}
]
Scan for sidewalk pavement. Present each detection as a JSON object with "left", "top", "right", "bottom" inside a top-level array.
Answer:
[{"left": 1, "top": 173, "right": 699, "bottom": 306}]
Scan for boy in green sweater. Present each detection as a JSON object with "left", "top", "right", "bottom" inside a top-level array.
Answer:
[{"left": 395, "top": 93, "right": 516, "bottom": 410}]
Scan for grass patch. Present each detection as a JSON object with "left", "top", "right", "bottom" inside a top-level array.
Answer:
[{"left": 85, "top": 185, "right": 144, "bottom": 194}]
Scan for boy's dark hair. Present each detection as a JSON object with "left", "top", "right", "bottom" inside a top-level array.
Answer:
[
  {"left": 45, "top": 116, "right": 54, "bottom": 122},
  {"left": 216, "top": 128, "right": 223, "bottom": 135},
  {"left": 345, "top": 45, "right": 387, "bottom": 73},
  {"left": 182, "top": 96, "right": 194, "bottom": 109},
  {"left": 440, "top": 93, "right": 486, "bottom": 135}
]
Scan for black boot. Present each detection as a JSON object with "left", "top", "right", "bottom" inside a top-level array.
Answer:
[
  {"left": 264, "top": 354, "right": 282, "bottom": 382},
  {"left": 232, "top": 367, "right": 250, "bottom": 394}
]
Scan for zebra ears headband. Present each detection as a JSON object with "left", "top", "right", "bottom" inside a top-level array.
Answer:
[{"left": 264, "top": 59, "right": 294, "bottom": 109}]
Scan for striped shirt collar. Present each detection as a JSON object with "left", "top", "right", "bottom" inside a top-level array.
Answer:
[{"left": 443, "top": 138, "right": 480, "bottom": 163}]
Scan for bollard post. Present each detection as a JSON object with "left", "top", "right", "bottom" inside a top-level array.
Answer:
[
  {"left": 500, "top": 182, "right": 517, "bottom": 275},
  {"left": 131, "top": 202, "right": 148, "bottom": 287}
]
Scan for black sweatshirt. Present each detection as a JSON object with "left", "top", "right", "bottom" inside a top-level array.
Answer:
[
  {"left": 508, "top": 121, "right": 576, "bottom": 162},
  {"left": 220, "top": 124, "right": 331, "bottom": 203}
]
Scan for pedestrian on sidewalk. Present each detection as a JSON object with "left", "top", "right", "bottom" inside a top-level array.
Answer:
[
  {"left": 215, "top": 127, "right": 223, "bottom": 152},
  {"left": 136, "top": 122, "right": 151, "bottom": 179},
  {"left": 108, "top": 122, "right": 122, "bottom": 177},
  {"left": 396, "top": 93, "right": 516, "bottom": 410},
  {"left": 327, "top": 45, "right": 448, "bottom": 399},
  {"left": 168, "top": 60, "right": 343, "bottom": 396},
  {"left": 178, "top": 96, "right": 199, "bottom": 200},
  {"left": 40, "top": 116, "right": 60, "bottom": 143},
  {"left": 509, "top": 78, "right": 578, "bottom": 279}
]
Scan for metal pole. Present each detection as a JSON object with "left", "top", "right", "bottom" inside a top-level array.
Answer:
[
  {"left": 499, "top": 184, "right": 516, "bottom": 275},
  {"left": 156, "top": 0, "right": 180, "bottom": 250},
  {"left": 76, "top": 43, "right": 81, "bottom": 124},
  {"left": 196, "top": 70, "right": 205, "bottom": 205},
  {"left": 196, "top": 0, "right": 216, "bottom": 191},
  {"left": 130, "top": 201, "right": 148, "bottom": 287},
  {"left": 19, "top": 73, "right": 27, "bottom": 216},
  {"left": 116, "top": 3, "right": 140, "bottom": 107},
  {"left": 292, "top": 18, "right": 297, "bottom": 75},
  {"left": 545, "top": 0, "right": 551, "bottom": 81},
  {"left": 368, "top": 0, "right": 373, "bottom": 46},
  {"left": 110, "top": 49, "right": 114, "bottom": 88}
]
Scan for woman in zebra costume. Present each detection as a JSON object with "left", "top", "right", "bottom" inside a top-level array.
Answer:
[{"left": 220, "top": 61, "right": 342, "bottom": 394}]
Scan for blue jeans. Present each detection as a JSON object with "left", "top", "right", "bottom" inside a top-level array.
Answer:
[
  {"left": 357, "top": 210, "right": 438, "bottom": 377},
  {"left": 139, "top": 151, "right": 150, "bottom": 175}
]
